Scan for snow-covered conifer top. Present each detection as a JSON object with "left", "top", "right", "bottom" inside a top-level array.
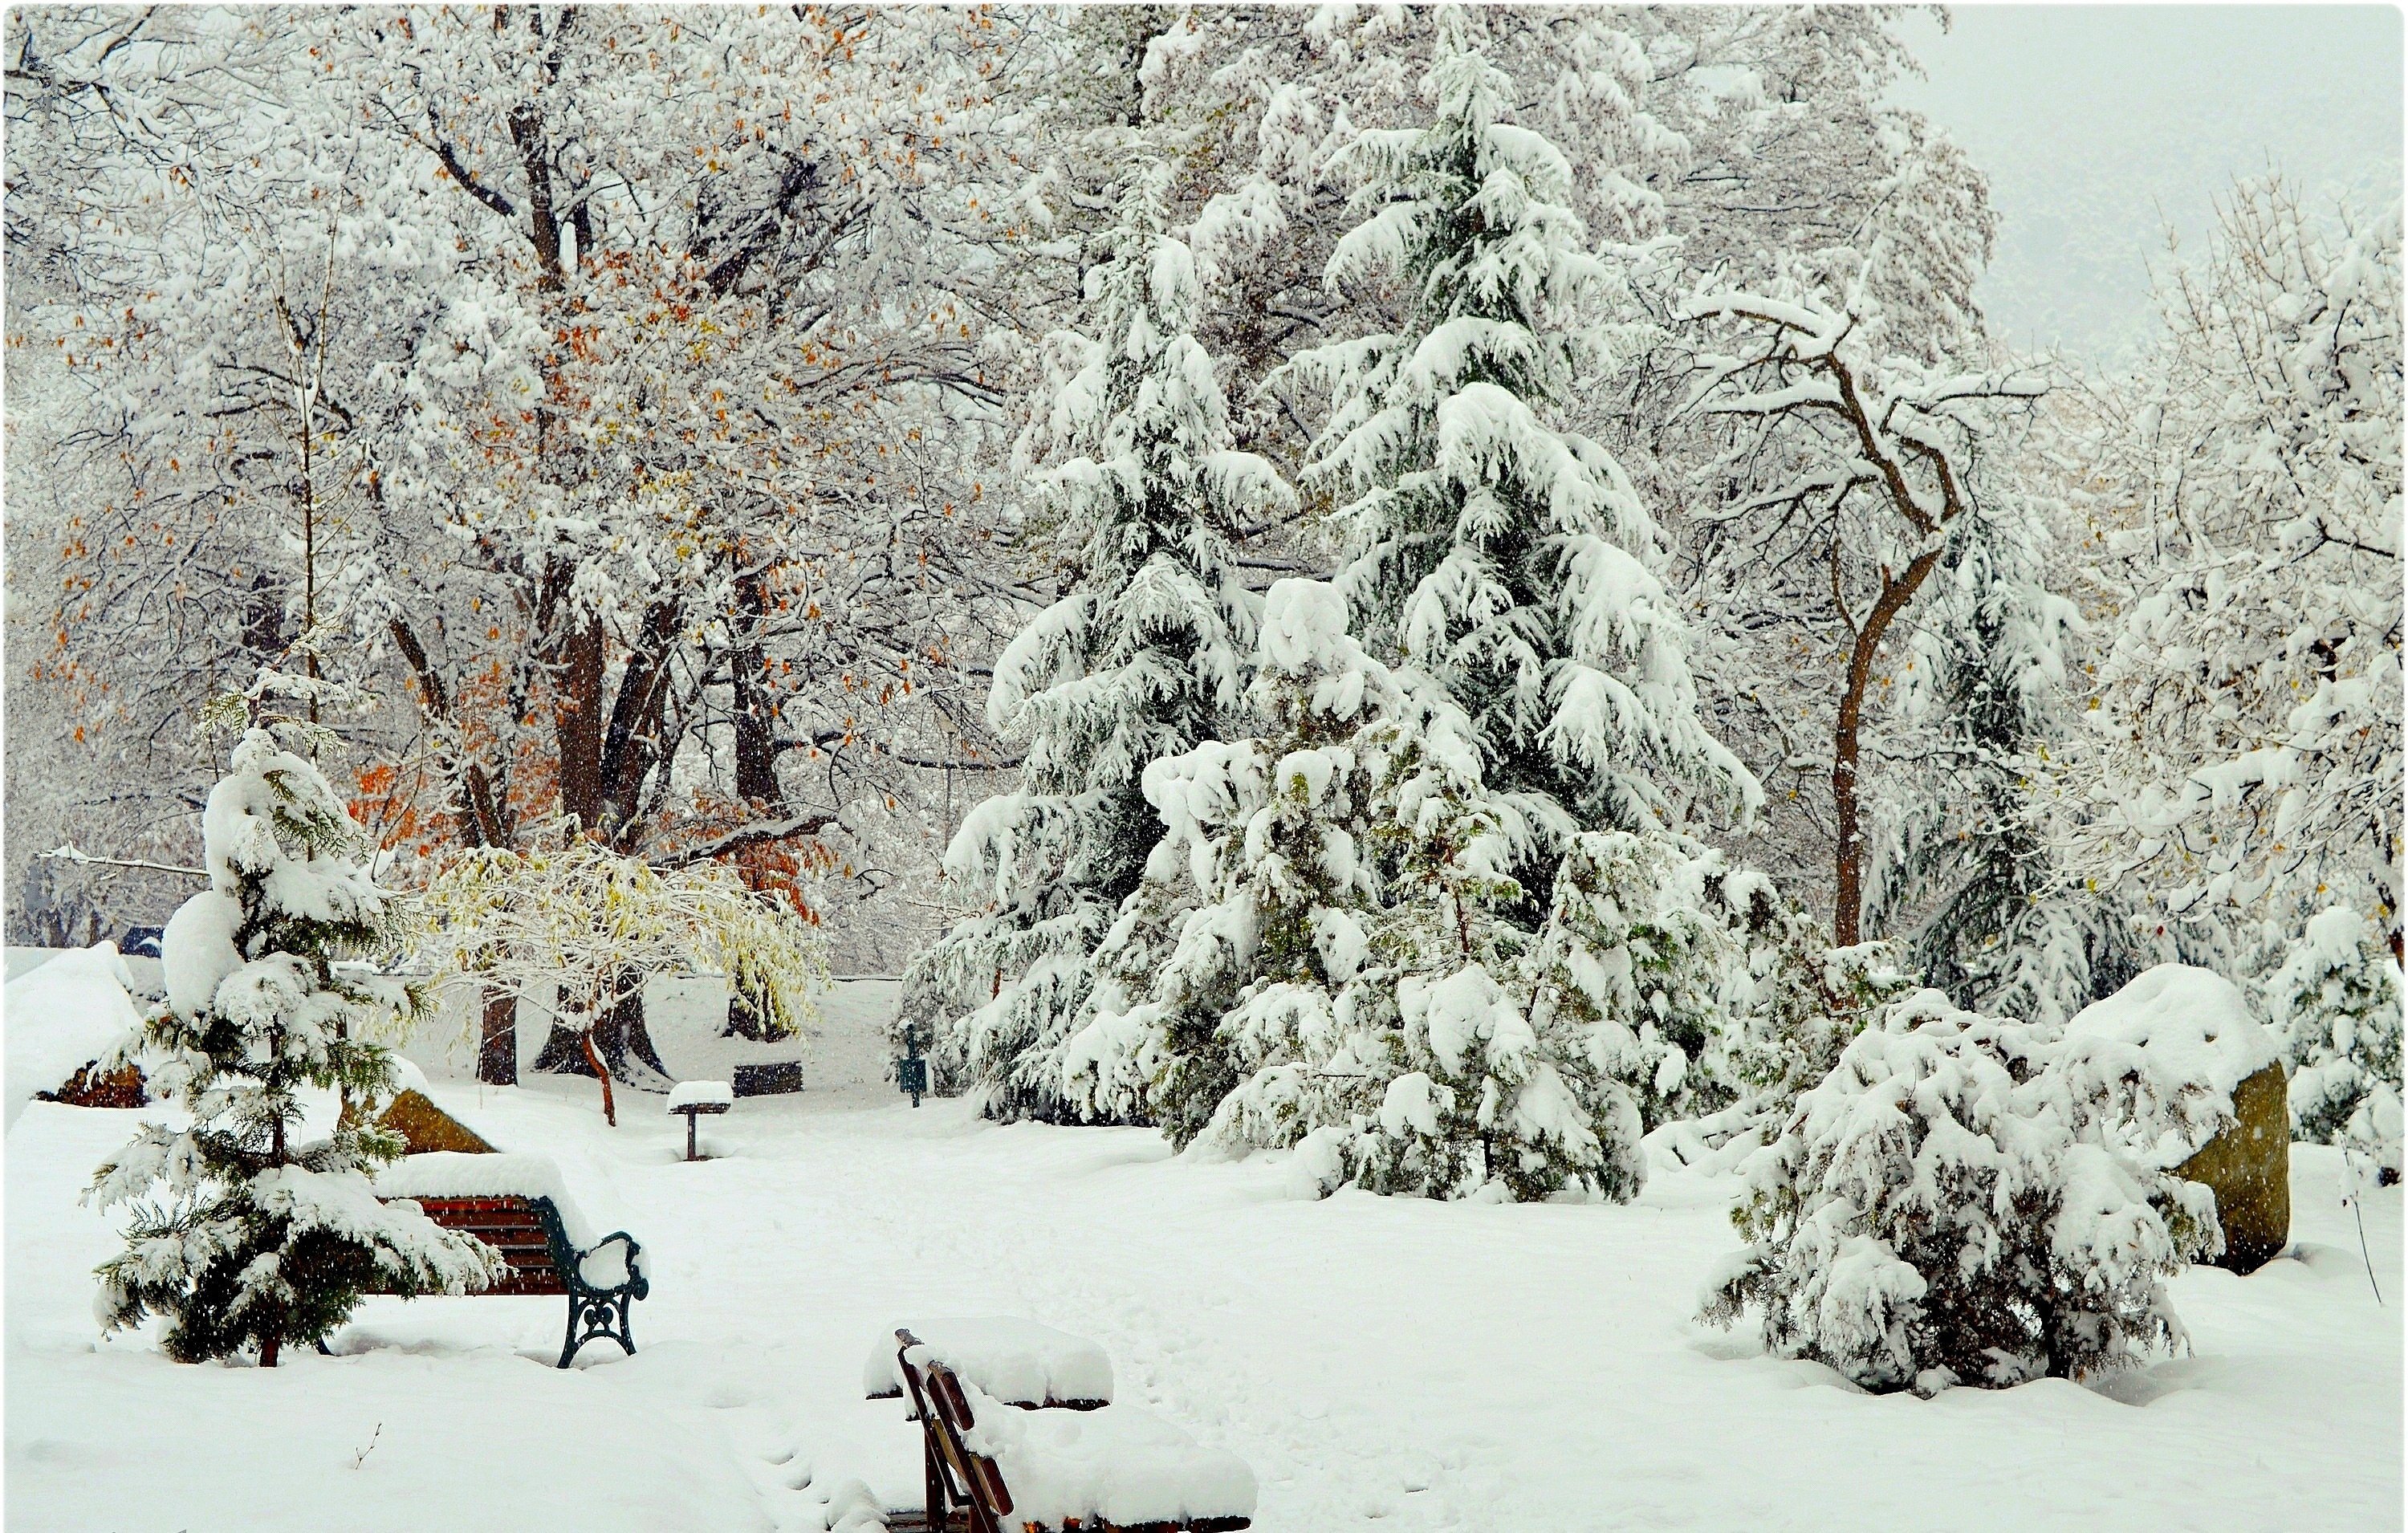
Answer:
[{"left": 200, "top": 728, "right": 388, "bottom": 926}]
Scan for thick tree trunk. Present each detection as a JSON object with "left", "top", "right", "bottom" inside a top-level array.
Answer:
[
  {"left": 552, "top": 612, "right": 607, "bottom": 832},
  {"left": 477, "top": 987, "right": 518, "bottom": 1086},
  {"left": 531, "top": 972, "right": 667, "bottom": 1084},
  {"left": 261, "top": 1338, "right": 280, "bottom": 1368}
]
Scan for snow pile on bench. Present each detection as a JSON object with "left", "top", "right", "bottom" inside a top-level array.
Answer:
[
  {"left": 954, "top": 1373, "right": 1257, "bottom": 1529},
  {"left": 373, "top": 1152, "right": 647, "bottom": 1285},
  {"left": 864, "top": 1317, "right": 1114, "bottom": 1406},
  {"left": 667, "top": 1080, "right": 734, "bottom": 1111},
  {"left": 6, "top": 942, "right": 143, "bottom": 1131}
]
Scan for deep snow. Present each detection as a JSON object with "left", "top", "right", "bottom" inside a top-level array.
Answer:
[{"left": 6, "top": 958, "right": 2400, "bottom": 1531}]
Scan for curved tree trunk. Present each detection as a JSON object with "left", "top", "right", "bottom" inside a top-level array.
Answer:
[{"left": 581, "top": 1032, "right": 617, "bottom": 1126}]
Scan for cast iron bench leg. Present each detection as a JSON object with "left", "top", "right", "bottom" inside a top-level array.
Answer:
[{"left": 559, "top": 1288, "right": 638, "bottom": 1368}]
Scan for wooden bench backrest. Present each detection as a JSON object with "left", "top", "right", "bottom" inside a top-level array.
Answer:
[
  {"left": 410, "top": 1196, "right": 570, "bottom": 1296},
  {"left": 896, "top": 1328, "right": 1015, "bottom": 1533}
]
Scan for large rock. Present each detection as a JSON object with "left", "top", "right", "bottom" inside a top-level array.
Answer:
[
  {"left": 376, "top": 1089, "right": 497, "bottom": 1155},
  {"left": 2177, "top": 1061, "right": 2292, "bottom": 1274},
  {"left": 2063, "top": 964, "right": 2289, "bottom": 1275}
]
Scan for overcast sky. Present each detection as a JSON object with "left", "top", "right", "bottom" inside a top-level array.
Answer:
[{"left": 1891, "top": 5, "right": 2402, "bottom": 362}]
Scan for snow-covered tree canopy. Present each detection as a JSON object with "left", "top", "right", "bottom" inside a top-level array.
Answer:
[
  {"left": 415, "top": 832, "right": 828, "bottom": 1122},
  {"left": 5, "top": 10, "right": 2398, "bottom": 1218}
]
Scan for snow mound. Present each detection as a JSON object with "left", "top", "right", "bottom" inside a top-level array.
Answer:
[
  {"left": 2063, "top": 963, "right": 2280, "bottom": 1100},
  {"left": 864, "top": 1317, "right": 1114, "bottom": 1406},
  {"left": 5, "top": 942, "right": 143, "bottom": 1132},
  {"left": 160, "top": 888, "right": 242, "bottom": 1019},
  {"left": 954, "top": 1375, "right": 1256, "bottom": 1527}
]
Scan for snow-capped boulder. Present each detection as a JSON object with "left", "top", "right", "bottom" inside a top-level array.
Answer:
[{"left": 2064, "top": 964, "right": 2289, "bottom": 1272}]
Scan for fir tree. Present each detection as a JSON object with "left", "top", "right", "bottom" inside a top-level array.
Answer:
[
  {"left": 1287, "top": 30, "right": 1755, "bottom": 909},
  {"left": 1084, "top": 580, "right": 1649, "bottom": 1202},
  {"left": 87, "top": 722, "right": 499, "bottom": 1365},
  {"left": 901, "top": 166, "right": 1293, "bottom": 1121},
  {"left": 1869, "top": 498, "right": 2147, "bottom": 1024}
]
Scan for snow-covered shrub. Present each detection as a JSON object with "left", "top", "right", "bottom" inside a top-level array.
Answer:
[
  {"left": 2269, "top": 907, "right": 2403, "bottom": 1177},
  {"left": 87, "top": 725, "right": 502, "bottom": 1365},
  {"left": 1717, "top": 916, "right": 1917, "bottom": 1133},
  {"left": 1703, "top": 972, "right": 2263, "bottom": 1396}
]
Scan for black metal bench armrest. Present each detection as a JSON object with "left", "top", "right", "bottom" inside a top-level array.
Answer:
[{"left": 572, "top": 1230, "right": 648, "bottom": 1300}]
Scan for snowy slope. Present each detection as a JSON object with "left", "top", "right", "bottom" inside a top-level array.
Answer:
[{"left": 6, "top": 957, "right": 2398, "bottom": 1531}]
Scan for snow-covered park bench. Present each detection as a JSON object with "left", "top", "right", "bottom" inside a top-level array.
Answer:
[
  {"left": 365, "top": 1153, "right": 650, "bottom": 1368},
  {"left": 871, "top": 1321, "right": 1254, "bottom": 1532}
]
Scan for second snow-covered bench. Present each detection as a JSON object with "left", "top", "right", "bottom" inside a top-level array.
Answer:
[
  {"left": 368, "top": 1153, "right": 650, "bottom": 1368},
  {"left": 886, "top": 1325, "right": 1255, "bottom": 1533}
]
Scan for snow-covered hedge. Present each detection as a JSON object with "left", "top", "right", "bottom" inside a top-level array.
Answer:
[{"left": 1702, "top": 974, "right": 2251, "bottom": 1396}]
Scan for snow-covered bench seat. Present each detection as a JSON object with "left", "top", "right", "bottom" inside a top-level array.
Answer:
[
  {"left": 366, "top": 1153, "right": 650, "bottom": 1367},
  {"left": 864, "top": 1316, "right": 1114, "bottom": 1411},
  {"left": 889, "top": 1327, "right": 1255, "bottom": 1533}
]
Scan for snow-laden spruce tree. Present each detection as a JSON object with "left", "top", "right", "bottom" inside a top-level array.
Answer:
[
  {"left": 2268, "top": 907, "right": 2404, "bottom": 1177},
  {"left": 1869, "top": 497, "right": 2148, "bottom": 1024},
  {"left": 1066, "top": 579, "right": 1402, "bottom": 1147},
  {"left": 87, "top": 722, "right": 500, "bottom": 1365},
  {"left": 1287, "top": 29, "right": 1754, "bottom": 898},
  {"left": 1704, "top": 986, "right": 2229, "bottom": 1396},
  {"left": 901, "top": 165, "right": 1294, "bottom": 1121},
  {"left": 1526, "top": 830, "right": 1747, "bottom": 1133},
  {"left": 1072, "top": 581, "right": 1648, "bottom": 1202}
]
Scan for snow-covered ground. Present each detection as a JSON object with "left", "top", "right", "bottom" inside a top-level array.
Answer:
[{"left": 7, "top": 958, "right": 2400, "bottom": 1531}]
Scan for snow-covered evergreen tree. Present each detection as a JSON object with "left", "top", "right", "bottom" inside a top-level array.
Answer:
[
  {"left": 1869, "top": 498, "right": 2148, "bottom": 1024},
  {"left": 1289, "top": 31, "right": 1755, "bottom": 898},
  {"left": 2268, "top": 906, "right": 2404, "bottom": 1177},
  {"left": 1525, "top": 829, "right": 1737, "bottom": 1132},
  {"left": 87, "top": 722, "right": 500, "bottom": 1365},
  {"left": 1075, "top": 581, "right": 1647, "bottom": 1202},
  {"left": 902, "top": 166, "right": 1293, "bottom": 1121},
  {"left": 1068, "top": 579, "right": 1402, "bottom": 1147}
]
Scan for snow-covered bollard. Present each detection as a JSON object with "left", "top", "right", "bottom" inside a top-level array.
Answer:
[{"left": 667, "top": 1080, "right": 733, "bottom": 1161}]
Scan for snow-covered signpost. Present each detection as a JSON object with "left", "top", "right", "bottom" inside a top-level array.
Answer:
[
  {"left": 86, "top": 723, "right": 503, "bottom": 1367},
  {"left": 416, "top": 837, "right": 826, "bottom": 1126}
]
